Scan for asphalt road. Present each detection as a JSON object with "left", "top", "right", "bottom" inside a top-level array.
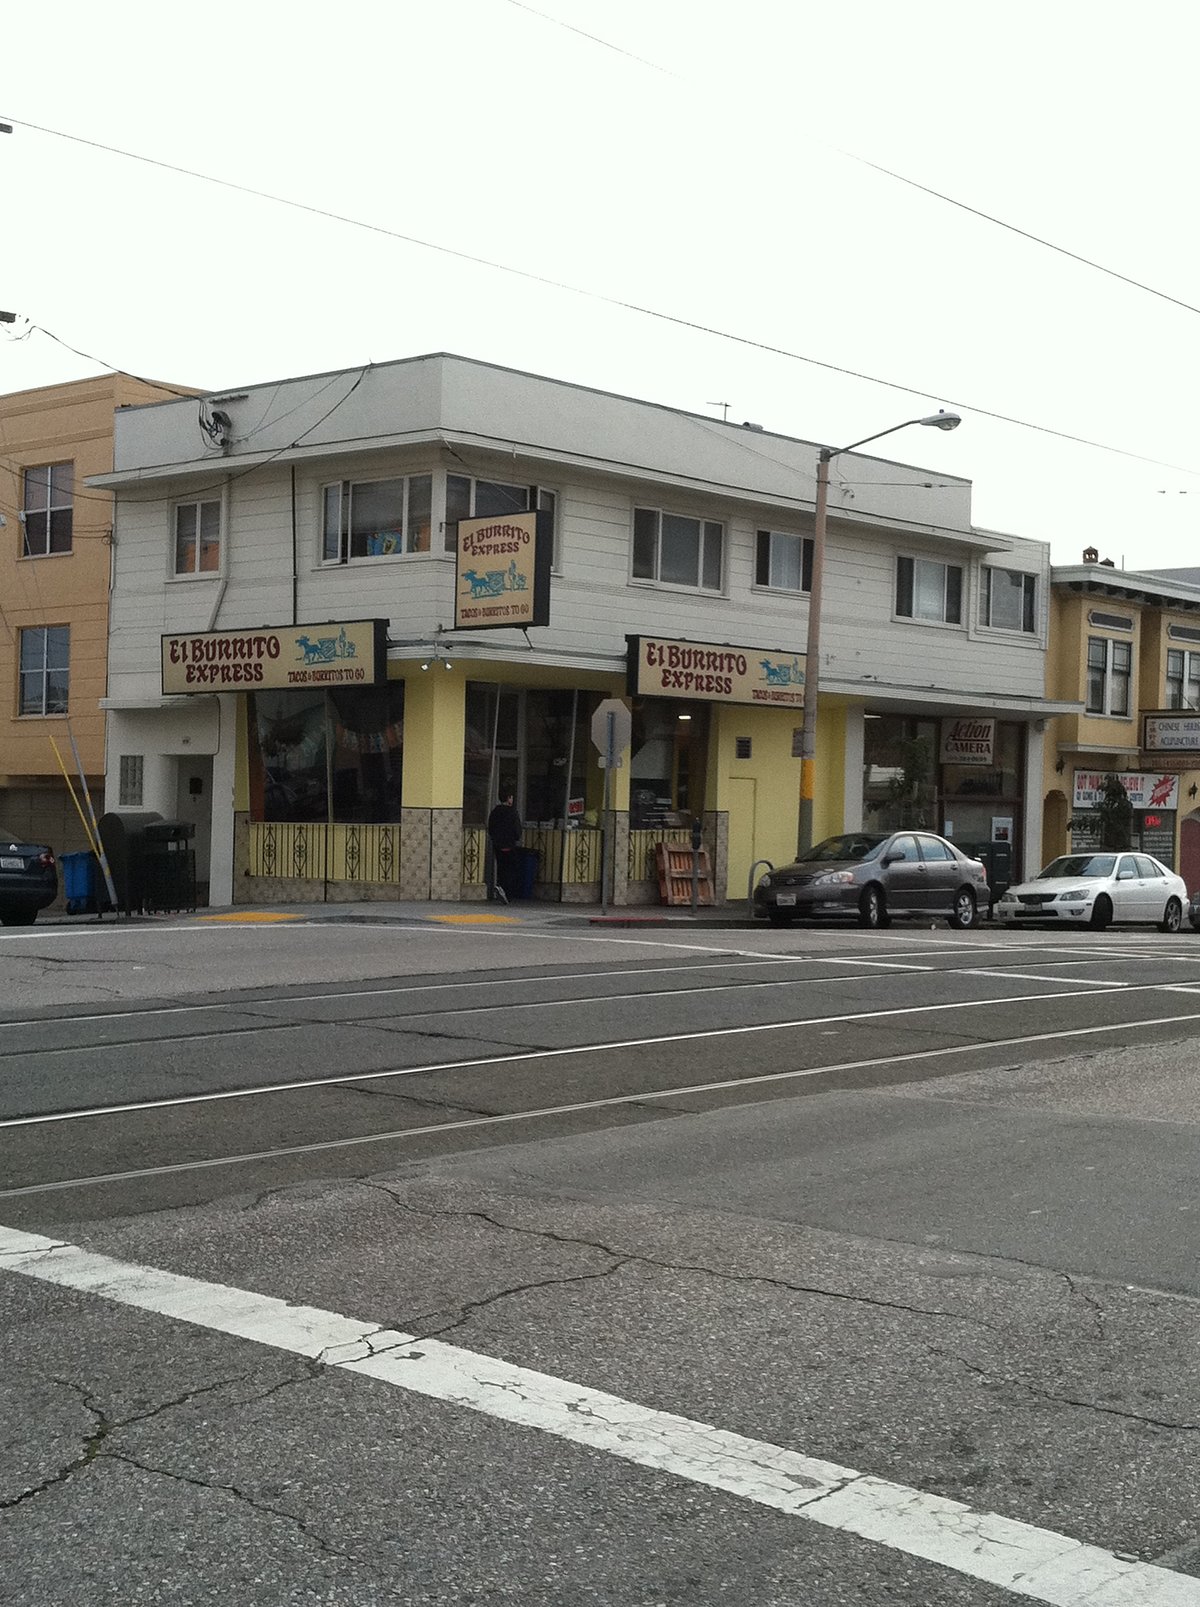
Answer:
[{"left": 2, "top": 912, "right": 1200, "bottom": 1605}]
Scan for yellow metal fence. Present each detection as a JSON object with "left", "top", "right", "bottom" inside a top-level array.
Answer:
[{"left": 248, "top": 821, "right": 402, "bottom": 884}]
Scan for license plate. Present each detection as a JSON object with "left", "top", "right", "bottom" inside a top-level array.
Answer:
[
  {"left": 0, "top": 857, "right": 24, "bottom": 870},
  {"left": 775, "top": 893, "right": 796, "bottom": 907}
]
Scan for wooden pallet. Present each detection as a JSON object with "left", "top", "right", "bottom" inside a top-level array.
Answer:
[{"left": 655, "top": 842, "right": 714, "bottom": 906}]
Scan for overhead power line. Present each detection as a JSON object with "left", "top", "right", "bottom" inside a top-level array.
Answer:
[
  {"left": 3, "top": 114, "right": 1200, "bottom": 480},
  {"left": 503, "top": 0, "right": 1200, "bottom": 321}
]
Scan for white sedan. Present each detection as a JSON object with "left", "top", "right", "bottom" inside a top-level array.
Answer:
[{"left": 995, "top": 851, "right": 1187, "bottom": 932}]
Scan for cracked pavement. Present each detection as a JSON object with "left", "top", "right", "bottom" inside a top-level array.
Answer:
[{"left": 4, "top": 919, "right": 1200, "bottom": 1602}]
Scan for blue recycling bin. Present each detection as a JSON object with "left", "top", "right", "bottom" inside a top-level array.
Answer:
[
  {"left": 61, "top": 850, "right": 106, "bottom": 915},
  {"left": 516, "top": 847, "right": 540, "bottom": 900}
]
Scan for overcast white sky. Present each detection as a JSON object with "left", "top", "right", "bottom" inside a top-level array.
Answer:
[{"left": 4, "top": 0, "right": 1199, "bottom": 567}]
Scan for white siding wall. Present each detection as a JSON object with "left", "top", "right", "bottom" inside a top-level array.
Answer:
[{"left": 108, "top": 461, "right": 1047, "bottom": 706}]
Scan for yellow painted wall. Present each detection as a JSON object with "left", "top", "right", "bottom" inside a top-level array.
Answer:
[
  {"left": 0, "top": 374, "right": 198, "bottom": 791},
  {"left": 401, "top": 667, "right": 467, "bottom": 808},
  {"left": 708, "top": 699, "right": 844, "bottom": 891},
  {"left": 1048, "top": 590, "right": 1141, "bottom": 754},
  {"left": 1141, "top": 610, "right": 1200, "bottom": 712}
]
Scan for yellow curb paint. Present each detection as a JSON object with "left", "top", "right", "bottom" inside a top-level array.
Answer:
[
  {"left": 196, "top": 912, "right": 303, "bottom": 923},
  {"left": 430, "top": 914, "right": 522, "bottom": 926}
]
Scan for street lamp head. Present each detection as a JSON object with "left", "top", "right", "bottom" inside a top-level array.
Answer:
[{"left": 918, "top": 410, "right": 961, "bottom": 432}]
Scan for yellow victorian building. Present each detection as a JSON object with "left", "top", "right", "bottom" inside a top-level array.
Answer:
[
  {"left": 1045, "top": 551, "right": 1200, "bottom": 885},
  {"left": 0, "top": 374, "right": 196, "bottom": 870}
]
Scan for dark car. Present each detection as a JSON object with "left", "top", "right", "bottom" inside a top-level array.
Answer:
[
  {"left": 0, "top": 830, "right": 58, "bottom": 926},
  {"left": 753, "top": 830, "right": 989, "bottom": 930},
  {"left": 1190, "top": 890, "right": 1200, "bottom": 931}
]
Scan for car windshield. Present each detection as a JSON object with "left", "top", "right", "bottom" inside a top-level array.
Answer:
[
  {"left": 799, "top": 834, "right": 887, "bottom": 863},
  {"left": 1037, "top": 854, "right": 1116, "bottom": 879}
]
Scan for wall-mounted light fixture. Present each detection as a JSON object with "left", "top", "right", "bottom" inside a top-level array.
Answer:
[
  {"left": 1189, "top": 784, "right": 1198, "bottom": 800},
  {"left": 1055, "top": 757, "right": 1066, "bottom": 774}
]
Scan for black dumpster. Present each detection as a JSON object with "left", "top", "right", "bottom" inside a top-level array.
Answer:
[
  {"left": 98, "top": 811, "right": 163, "bottom": 916},
  {"left": 141, "top": 820, "right": 197, "bottom": 913},
  {"left": 961, "top": 841, "right": 1013, "bottom": 916}
]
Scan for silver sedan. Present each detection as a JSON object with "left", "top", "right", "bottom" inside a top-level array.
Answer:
[{"left": 753, "top": 831, "right": 990, "bottom": 930}]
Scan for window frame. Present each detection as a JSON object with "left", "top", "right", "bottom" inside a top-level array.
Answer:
[
  {"left": 21, "top": 461, "right": 74, "bottom": 557},
  {"left": 443, "top": 475, "right": 558, "bottom": 565},
  {"left": 118, "top": 754, "right": 145, "bottom": 807},
  {"left": 630, "top": 505, "right": 725, "bottom": 594},
  {"left": 171, "top": 496, "right": 224, "bottom": 578},
  {"left": 978, "top": 566, "right": 1037, "bottom": 633},
  {"left": 18, "top": 625, "right": 70, "bottom": 716},
  {"left": 1165, "top": 646, "right": 1200, "bottom": 710},
  {"left": 894, "top": 554, "right": 964, "bottom": 626},
  {"left": 1086, "top": 635, "right": 1132, "bottom": 717},
  {"left": 320, "top": 472, "right": 435, "bottom": 565},
  {"left": 754, "top": 528, "right": 814, "bottom": 594}
]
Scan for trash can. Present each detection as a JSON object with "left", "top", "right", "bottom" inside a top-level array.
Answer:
[
  {"left": 961, "top": 841, "right": 1013, "bottom": 916},
  {"left": 60, "top": 850, "right": 112, "bottom": 916},
  {"left": 516, "top": 847, "right": 540, "bottom": 900},
  {"left": 98, "top": 811, "right": 164, "bottom": 916},
  {"left": 140, "top": 820, "right": 197, "bottom": 913}
]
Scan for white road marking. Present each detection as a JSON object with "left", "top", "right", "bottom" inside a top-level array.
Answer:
[
  {"left": 0, "top": 961, "right": 1133, "bottom": 1058},
  {"left": 0, "top": 980, "right": 1164, "bottom": 1131},
  {"left": 962, "top": 969, "right": 1127, "bottom": 987},
  {"left": 8, "top": 1006, "right": 1200, "bottom": 1199},
  {"left": 0, "top": 1226, "right": 1195, "bottom": 1606},
  {"left": 0, "top": 956, "right": 821, "bottom": 1032}
]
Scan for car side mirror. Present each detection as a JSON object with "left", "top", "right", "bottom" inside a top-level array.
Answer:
[{"left": 883, "top": 853, "right": 903, "bottom": 866}]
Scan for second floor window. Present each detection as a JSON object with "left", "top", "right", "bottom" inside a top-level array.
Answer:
[
  {"left": 1166, "top": 648, "right": 1200, "bottom": 709},
  {"left": 755, "top": 529, "right": 813, "bottom": 592},
  {"left": 979, "top": 567, "right": 1037, "bottom": 632},
  {"left": 895, "top": 556, "right": 963, "bottom": 624},
  {"left": 444, "top": 476, "right": 557, "bottom": 558},
  {"left": 174, "top": 499, "right": 222, "bottom": 574},
  {"left": 323, "top": 474, "right": 433, "bottom": 562},
  {"left": 1087, "top": 636, "right": 1132, "bottom": 716},
  {"left": 18, "top": 625, "right": 69, "bottom": 715},
  {"left": 632, "top": 508, "right": 724, "bottom": 591},
  {"left": 22, "top": 462, "right": 73, "bottom": 556}
]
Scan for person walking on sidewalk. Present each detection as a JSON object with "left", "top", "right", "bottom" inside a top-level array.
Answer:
[{"left": 487, "top": 783, "right": 523, "bottom": 903}]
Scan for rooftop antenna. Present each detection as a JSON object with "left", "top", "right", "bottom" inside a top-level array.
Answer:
[{"left": 706, "top": 401, "right": 731, "bottom": 422}]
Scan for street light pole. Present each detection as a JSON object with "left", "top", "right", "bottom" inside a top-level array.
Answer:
[{"left": 796, "top": 411, "right": 961, "bottom": 858}]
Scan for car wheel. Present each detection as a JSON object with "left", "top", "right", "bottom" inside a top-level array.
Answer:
[
  {"left": 1089, "top": 894, "right": 1113, "bottom": 931},
  {"left": 0, "top": 904, "right": 38, "bottom": 927},
  {"left": 858, "top": 884, "right": 889, "bottom": 929},
  {"left": 767, "top": 910, "right": 793, "bottom": 928},
  {"left": 1160, "top": 896, "right": 1183, "bottom": 934},
  {"left": 946, "top": 887, "right": 977, "bottom": 930}
]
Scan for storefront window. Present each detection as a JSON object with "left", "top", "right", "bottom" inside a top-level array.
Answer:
[
  {"left": 525, "top": 690, "right": 591, "bottom": 825},
  {"left": 249, "top": 684, "right": 405, "bottom": 822},
  {"left": 463, "top": 684, "right": 519, "bottom": 827},
  {"left": 862, "top": 714, "right": 1025, "bottom": 858},
  {"left": 862, "top": 717, "right": 938, "bottom": 831},
  {"left": 328, "top": 683, "right": 405, "bottom": 820},
  {"left": 630, "top": 700, "right": 709, "bottom": 828},
  {"left": 463, "top": 683, "right": 593, "bottom": 826}
]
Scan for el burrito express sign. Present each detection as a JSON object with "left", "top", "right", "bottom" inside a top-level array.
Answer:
[
  {"left": 454, "top": 509, "right": 552, "bottom": 630},
  {"left": 162, "top": 620, "right": 388, "bottom": 694},
  {"left": 627, "top": 635, "right": 806, "bottom": 707}
]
